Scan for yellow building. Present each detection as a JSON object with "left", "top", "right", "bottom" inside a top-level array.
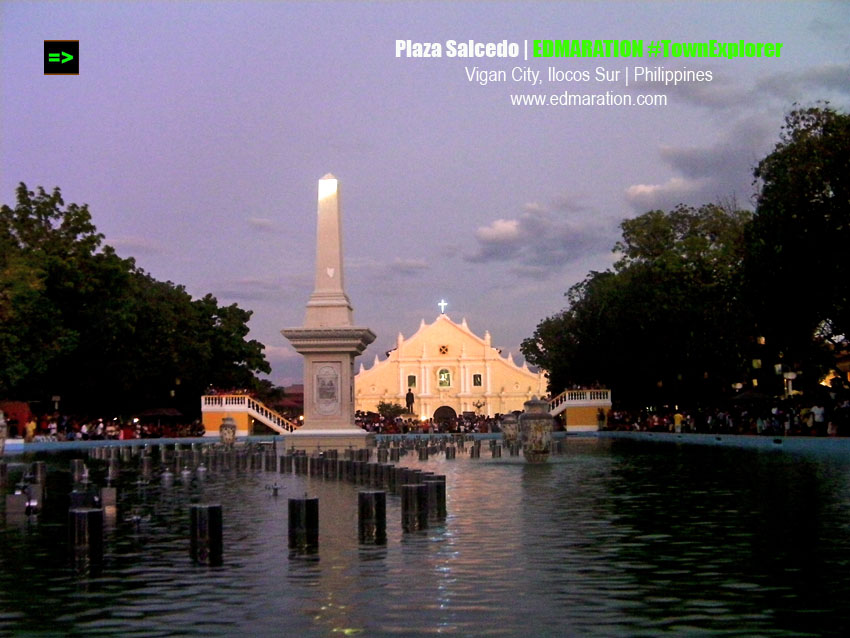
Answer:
[{"left": 354, "top": 314, "right": 547, "bottom": 420}]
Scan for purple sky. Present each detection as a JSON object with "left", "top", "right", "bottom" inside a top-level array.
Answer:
[{"left": 3, "top": 1, "right": 849, "bottom": 387}]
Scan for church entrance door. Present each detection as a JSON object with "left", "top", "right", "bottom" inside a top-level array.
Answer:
[{"left": 433, "top": 405, "right": 457, "bottom": 423}]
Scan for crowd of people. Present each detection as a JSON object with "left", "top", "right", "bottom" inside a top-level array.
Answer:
[
  {"left": 0, "top": 412, "right": 205, "bottom": 442},
  {"left": 356, "top": 411, "right": 503, "bottom": 435},
  {"left": 6, "top": 393, "right": 850, "bottom": 443},
  {"left": 605, "top": 396, "right": 850, "bottom": 437}
]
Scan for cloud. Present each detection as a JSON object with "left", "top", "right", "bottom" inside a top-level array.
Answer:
[
  {"left": 625, "top": 177, "right": 708, "bottom": 210},
  {"left": 756, "top": 63, "right": 850, "bottom": 103},
  {"left": 476, "top": 218, "right": 521, "bottom": 243},
  {"left": 672, "top": 78, "right": 751, "bottom": 111},
  {"left": 263, "top": 345, "right": 301, "bottom": 363},
  {"left": 625, "top": 64, "right": 746, "bottom": 111},
  {"left": 247, "top": 217, "right": 278, "bottom": 232},
  {"left": 438, "top": 243, "right": 462, "bottom": 258},
  {"left": 808, "top": 16, "right": 850, "bottom": 55},
  {"left": 657, "top": 63, "right": 850, "bottom": 113},
  {"left": 623, "top": 60, "right": 850, "bottom": 214},
  {"left": 237, "top": 277, "right": 281, "bottom": 289},
  {"left": 633, "top": 60, "right": 850, "bottom": 118},
  {"left": 465, "top": 202, "right": 613, "bottom": 278},
  {"left": 392, "top": 258, "right": 428, "bottom": 275},
  {"left": 507, "top": 264, "right": 553, "bottom": 279},
  {"left": 624, "top": 115, "right": 775, "bottom": 211},
  {"left": 551, "top": 193, "right": 587, "bottom": 213},
  {"left": 261, "top": 346, "right": 303, "bottom": 387},
  {"left": 522, "top": 202, "right": 546, "bottom": 214}
]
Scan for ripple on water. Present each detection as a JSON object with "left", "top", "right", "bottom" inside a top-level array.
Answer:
[{"left": 2, "top": 444, "right": 850, "bottom": 637}]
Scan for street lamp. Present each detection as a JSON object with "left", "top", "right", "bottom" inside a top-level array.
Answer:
[{"left": 783, "top": 371, "right": 797, "bottom": 397}]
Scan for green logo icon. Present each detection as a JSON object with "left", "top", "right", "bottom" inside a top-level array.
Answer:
[
  {"left": 47, "top": 51, "right": 74, "bottom": 64},
  {"left": 44, "top": 40, "right": 79, "bottom": 75}
]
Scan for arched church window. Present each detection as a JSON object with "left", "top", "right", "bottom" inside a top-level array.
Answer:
[{"left": 438, "top": 369, "right": 451, "bottom": 387}]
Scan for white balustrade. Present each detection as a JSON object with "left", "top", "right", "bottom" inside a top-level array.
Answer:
[
  {"left": 201, "top": 395, "right": 299, "bottom": 433},
  {"left": 547, "top": 388, "right": 611, "bottom": 416}
]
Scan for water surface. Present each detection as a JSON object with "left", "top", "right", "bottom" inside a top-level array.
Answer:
[{"left": 2, "top": 438, "right": 849, "bottom": 637}]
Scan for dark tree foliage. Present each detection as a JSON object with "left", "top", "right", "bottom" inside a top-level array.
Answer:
[
  {"left": 746, "top": 105, "right": 850, "bottom": 387},
  {"left": 0, "top": 183, "right": 270, "bottom": 416},
  {"left": 377, "top": 401, "right": 406, "bottom": 420},
  {"left": 252, "top": 378, "right": 287, "bottom": 405},
  {"left": 522, "top": 204, "right": 752, "bottom": 406},
  {"left": 524, "top": 105, "right": 849, "bottom": 406}
]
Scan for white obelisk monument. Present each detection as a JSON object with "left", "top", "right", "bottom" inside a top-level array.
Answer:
[{"left": 281, "top": 174, "right": 376, "bottom": 451}]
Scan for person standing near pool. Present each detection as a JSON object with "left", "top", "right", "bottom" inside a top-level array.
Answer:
[
  {"left": 811, "top": 402, "right": 826, "bottom": 436},
  {"left": 24, "top": 417, "right": 36, "bottom": 442},
  {"left": 0, "top": 410, "right": 6, "bottom": 455}
]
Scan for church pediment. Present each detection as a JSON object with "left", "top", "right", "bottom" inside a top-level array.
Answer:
[
  {"left": 397, "top": 314, "right": 489, "bottom": 359},
  {"left": 358, "top": 314, "right": 541, "bottom": 381}
]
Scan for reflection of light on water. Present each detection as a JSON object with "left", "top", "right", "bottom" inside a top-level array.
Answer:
[
  {"left": 434, "top": 526, "right": 459, "bottom": 629},
  {"left": 4, "top": 444, "right": 850, "bottom": 636},
  {"left": 395, "top": 457, "right": 527, "bottom": 635}
]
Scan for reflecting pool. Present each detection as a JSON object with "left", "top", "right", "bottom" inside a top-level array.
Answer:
[{"left": 2, "top": 437, "right": 850, "bottom": 637}]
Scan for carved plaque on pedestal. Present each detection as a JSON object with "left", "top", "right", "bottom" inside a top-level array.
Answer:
[{"left": 315, "top": 363, "right": 341, "bottom": 416}]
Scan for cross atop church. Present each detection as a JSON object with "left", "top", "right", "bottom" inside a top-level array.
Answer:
[{"left": 438, "top": 299, "right": 448, "bottom": 314}]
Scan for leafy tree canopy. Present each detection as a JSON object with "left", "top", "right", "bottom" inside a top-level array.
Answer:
[
  {"left": 1, "top": 183, "right": 271, "bottom": 416},
  {"left": 524, "top": 104, "right": 849, "bottom": 407},
  {"left": 746, "top": 104, "right": 850, "bottom": 372},
  {"left": 377, "top": 401, "right": 406, "bottom": 420},
  {"left": 522, "top": 203, "right": 752, "bottom": 406}
]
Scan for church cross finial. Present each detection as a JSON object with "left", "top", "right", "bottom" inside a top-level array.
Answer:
[{"left": 438, "top": 299, "right": 448, "bottom": 314}]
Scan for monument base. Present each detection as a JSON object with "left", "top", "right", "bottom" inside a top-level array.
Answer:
[{"left": 283, "top": 425, "right": 373, "bottom": 453}]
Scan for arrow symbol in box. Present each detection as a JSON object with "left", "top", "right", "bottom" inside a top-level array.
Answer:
[{"left": 48, "top": 52, "right": 74, "bottom": 63}]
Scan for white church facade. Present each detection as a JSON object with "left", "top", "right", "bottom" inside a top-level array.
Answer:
[{"left": 354, "top": 313, "right": 547, "bottom": 421}]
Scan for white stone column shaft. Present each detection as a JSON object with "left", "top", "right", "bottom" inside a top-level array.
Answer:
[{"left": 304, "top": 174, "right": 353, "bottom": 328}]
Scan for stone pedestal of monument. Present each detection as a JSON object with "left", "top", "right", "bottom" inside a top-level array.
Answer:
[
  {"left": 281, "top": 326, "right": 374, "bottom": 451},
  {"left": 282, "top": 175, "right": 376, "bottom": 452},
  {"left": 519, "top": 396, "right": 553, "bottom": 463}
]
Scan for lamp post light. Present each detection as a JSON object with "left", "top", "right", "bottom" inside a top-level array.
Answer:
[{"left": 783, "top": 371, "right": 797, "bottom": 397}]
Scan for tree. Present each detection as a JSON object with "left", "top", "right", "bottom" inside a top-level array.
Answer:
[
  {"left": 0, "top": 184, "right": 114, "bottom": 397},
  {"left": 377, "top": 401, "right": 406, "bottom": 420},
  {"left": 523, "top": 105, "right": 849, "bottom": 407},
  {"left": 746, "top": 104, "right": 850, "bottom": 388},
  {"left": 522, "top": 204, "right": 752, "bottom": 406},
  {"left": 252, "top": 379, "right": 287, "bottom": 405},
  {"left": 0, "top": 183, "right": 271, "bottom": 416}
]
